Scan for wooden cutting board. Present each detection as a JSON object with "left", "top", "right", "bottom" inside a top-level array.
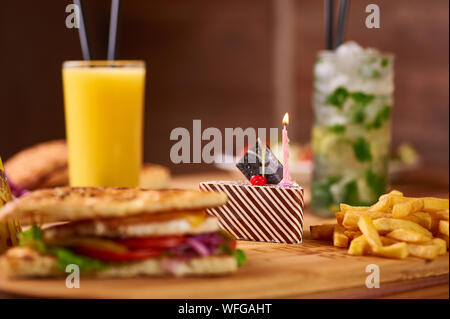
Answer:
[{"left": 0, "top": 237, "right": 448, "bottom": 299}]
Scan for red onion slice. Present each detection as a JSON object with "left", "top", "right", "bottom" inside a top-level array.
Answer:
[{"left": 186, "top": 237, "right": 210, "bottom": 257}]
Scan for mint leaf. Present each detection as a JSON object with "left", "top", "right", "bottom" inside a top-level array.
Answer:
[
  {"left": 367, "top": 105, "right": 391, "bottom": 130},
  {"left": 234, "top": 249, "right": 246, "bottom": 266},
  {"left": 365, "top": 169, "right": 387, "bottom": 198},
  {"left": 342, "top": 181, "right": 359, "bottom": 206},
  {"left": 325, "top": 87, "right": 349, "bottom": 109},
  {"left": 381, "top": 58, "right": 389, "bottom": 67},
  {"left": 350, "top": 92, "right": 375, "bottom": 105},
  {"left": 352, "top": 138, "right": 372, "bottom": 162},
  {"left": 311, "top": 177, "right": 340, "bottom": 207},
  {"left": 347, "top": 92, "right": 374, "bottom": 124},
  {"left": 361, "top": 67, "right": 381, "bottom": 78},
  {"left": 350, "top": 104, "right": 367, "bottom": 124},
  {"left": 329, "top": 124, "right": 346, "bottom": 134}
]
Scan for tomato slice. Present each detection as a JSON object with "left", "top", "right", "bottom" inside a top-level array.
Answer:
[
  {"left": 74, "top": 246, "right": 164, "bottom": 262},
  {"left": 226, "top": 240, "right": 237, "bottom": 251},
  {"left": 115, "top": 235, "right": 187, "bottom": 249}
]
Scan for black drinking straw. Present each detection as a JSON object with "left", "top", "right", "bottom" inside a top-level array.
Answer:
[
  {"left": 74, "top": 0, "right": 91, "bottom": 60},
  {"left": 335, "top": 0, "right": 349, "bottom": 49},
  {"left": 107, "top": 0, "right": 121, "bottom": 60},
  {"left": 325, "top": 0, "right": 334, "bottom": 50}
]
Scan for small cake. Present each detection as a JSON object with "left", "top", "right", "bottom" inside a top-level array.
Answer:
[
  {"left": 200, "top": 181, "right": 304, "bottom": 244},
  {"left": 200, "top": 139, "right": 304, "bottom": 244}
]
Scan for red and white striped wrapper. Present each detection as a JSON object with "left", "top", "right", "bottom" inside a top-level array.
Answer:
[{"left": 199, "top": 181, "right": 304, "bottom": 244}]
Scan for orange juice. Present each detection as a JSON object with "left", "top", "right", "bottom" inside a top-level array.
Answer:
[{"left": 62, "top": 61, "right": 145, "bottom": 187}]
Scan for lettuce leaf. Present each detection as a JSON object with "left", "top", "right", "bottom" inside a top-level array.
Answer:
[
  {"left": 219, "top": 244, "right": 247, "bottom": 266},
  {"left": 20, "top": 224, "right": 43, "bottom": 240},
  {"left": 53, "top": 247, "right": 109, "bottom": 271},
  {"left": 19, "top": 225, "right": 109, "bottom": 271},
  {"left": 234, "top": 249, "right": 247, "bottom": 266}
]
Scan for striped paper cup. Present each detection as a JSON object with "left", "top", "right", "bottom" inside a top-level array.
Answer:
[{"left": 199, "top": 181, "right": 304, "bottom": 244}]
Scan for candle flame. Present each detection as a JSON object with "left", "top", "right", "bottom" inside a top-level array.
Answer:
[{"left": 282, "top": 112, "right": 289, "bottom": 125}]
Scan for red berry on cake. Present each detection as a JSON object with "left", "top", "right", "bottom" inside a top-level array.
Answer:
[{"left": 250, "top": 175, "right": 267, "bottom": 186}]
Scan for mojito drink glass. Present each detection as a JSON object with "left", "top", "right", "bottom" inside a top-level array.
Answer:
[{"left": 311, "top": 42, "right": 394, "bottom": 217}]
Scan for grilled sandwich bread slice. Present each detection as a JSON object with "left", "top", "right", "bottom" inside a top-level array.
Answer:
[
  {"left": 0, "top": 246, "right": 237, "bottom": 278},
  {"left": 0, "top": 187, "right": 227, "bottom": 223}
]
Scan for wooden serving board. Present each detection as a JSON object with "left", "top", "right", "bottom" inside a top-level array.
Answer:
[
  {"left": 0, "top": 237, "right": 448, "bottom": 299},
  {"left": 0, "top": 172, "right": 448, "bottom": 298}
]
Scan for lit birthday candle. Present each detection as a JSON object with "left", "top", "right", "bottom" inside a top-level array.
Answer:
[{"left": 281, "top": 113, "right": 291, "bottom": 186}]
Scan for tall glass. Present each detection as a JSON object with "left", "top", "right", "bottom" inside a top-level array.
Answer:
[
  {"left": 62, "top": 61, "right": 145, "bottom": 187},
  {"left": 310, "top": 42, "right": 394, "bottom": 217}
]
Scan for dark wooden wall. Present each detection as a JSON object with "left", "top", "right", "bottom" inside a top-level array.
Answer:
[{"left": 0, "top": 0, "right": 448, "bottom": 174}]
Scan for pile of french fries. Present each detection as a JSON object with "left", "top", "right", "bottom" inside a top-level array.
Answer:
[{"left": 310, "top": 190, "right": 449, "bottom": 260}]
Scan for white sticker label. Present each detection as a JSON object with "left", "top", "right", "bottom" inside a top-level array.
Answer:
[
  {"left": 65, "top": 264, "right": 80, "bottom": 289},
  {"left": 365, "top": 264, "right": 380, "bottom": 288},
  {"left": 365, "top": 4, "right": 381, "bottom": 29}
]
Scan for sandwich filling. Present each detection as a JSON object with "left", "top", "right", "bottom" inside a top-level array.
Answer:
[{"left": 18, "top": 210, "right": 246, "bottom": 274}]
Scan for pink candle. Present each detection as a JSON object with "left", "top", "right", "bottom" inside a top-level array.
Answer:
[{"left": 282, "top": 113, "right": 291, "bottom": 185}]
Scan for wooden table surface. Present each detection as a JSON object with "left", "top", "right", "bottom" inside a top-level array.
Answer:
[{"left": 0, "top": 168, "right": 448, "bottom": 299}]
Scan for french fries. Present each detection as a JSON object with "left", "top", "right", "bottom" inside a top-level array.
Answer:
[
  {"left": 407, "top": 243, "right": 440, "bottom": 260},
  {"left": 348, "top": 235, "right": 368, "bottom": 256},
  {"left": 310, "top": 224, "right": 335, "bottom": 241},
  {"left": 333, "top": 225, "right": 349, "bottom": 248},
  {"left": 369, "top": 198, "right": 390, "bottom": 213},
  {"left": 342, "top": 211, "right": 390, "bottom": 229},
  {"left": 335, "top": 211, "right": 345, "bottom": 225},
  {"left": 343, "top": 230, "right": 362, "bottom": 240},
  {"left": 310, "top": 191, "right": 449, "bottom": 260},
  {"left": 340, "top": 203, "right": 368, "bottom": 213},
  {"left": 369, "top": 242, "right": 409, "bottom": 260},
  {"left": 373, "top": 218, "right": 432, "bottom": 237},
  {"left": 439, "top": 220, "right": 449, "bottom": 236},
  {"left": 429, "top": 210, "right": 449, "bottom": 221},
  {"left": 378, "top": 190, "right": 403, "bottom": 202},
  {"left": 430, "top": 238, "right": 447, "bottom": 255},
  {"left": 401, "top": 212, "right": 432, "bottom": 230},
  {"left": 437, "top": 234, "right": 449, "bottom": 249},
  {"left": 358, "top": 216, "right": 382, "bottom": 250},
  {"left": 392, "top": 198, "right": 424, "bottom": 218},
  {"left": 422, "top": 198, "right": 449, "bottom": 213},
  {"left": 386, "top": 229, "right": 431, "bottom": 243},
  {"left": 380, "top": 236, "right": 399, "bottom": 246}
]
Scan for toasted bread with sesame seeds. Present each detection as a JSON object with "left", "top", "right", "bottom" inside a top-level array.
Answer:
[{"left": 0, "top": 187, "right": 227, "bottom": 223}]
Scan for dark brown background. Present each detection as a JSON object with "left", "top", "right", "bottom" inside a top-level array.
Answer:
[{"left": 0, "top": 0, "right": 448, "bottom": 174}]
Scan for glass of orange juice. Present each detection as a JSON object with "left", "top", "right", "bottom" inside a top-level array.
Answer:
[{"left": 62, "top": 60, "right": 145, "bottom": 187}]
